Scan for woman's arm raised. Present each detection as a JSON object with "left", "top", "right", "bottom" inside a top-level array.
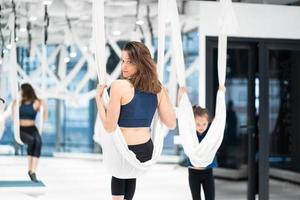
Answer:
[
  {"left": 157, "top": 87, "right": 176, "bottom": 129},
  {"left": 95, "top": 81, "right": 123, "bottom": 133}
]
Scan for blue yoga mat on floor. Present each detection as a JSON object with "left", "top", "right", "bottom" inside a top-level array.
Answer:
[{"left": 0, "top": 181, "right": 45, "bottom": 187}]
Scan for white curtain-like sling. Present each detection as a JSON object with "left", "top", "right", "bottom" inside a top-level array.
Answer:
[
  {"left": 37, "top": 45, "right": 47, "bottom": 134},
  {"left": 0, "top": 103, "right": 12, "bottom": 141},
  {"left": 92, "top": 0, "right": 168, "bottom": 178},
  {"left": 0, "top": 101, "right": 4, "bottom": 140},
  {"left": 7, "top": 13, "right": 46, "bottom": 144},
  {"left": 8, "top": 14, "right": 23, "bottom": 145},
  {"left": 0, "top": 58, "right": 5, "bottom": 139},
  {"left": 0, "top": 60, "right": 13, "bottom": 140},
  {"left": 0, "top": 15, "right": 40, "bottom": 144},
  {"left": 176, "top": 0, "right": 238, "bottom": 168},
  {"left": 177, "top": 91, "right": 226, "bottom": 167}
]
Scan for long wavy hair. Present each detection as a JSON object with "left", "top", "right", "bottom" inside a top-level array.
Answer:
[
  {"left": 122, "top": 41, "right": 162, "bottom": 94},
  {"left": 21, "top": 83, "right": 38, "bottom": 104}
]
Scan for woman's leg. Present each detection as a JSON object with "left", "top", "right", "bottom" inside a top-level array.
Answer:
[
  {"left": 122, "top": 139, "right": 153, "bottom": 199},
  {"left": 20, "top": 128, "right": 35, "bottom": 173},
  {"left": 27, "top": 156, "right": 33, "bottom": 172},
  {"left": 20, "top": 128, "right": 35, "bottom": 157},
  {"left": 20, "top": 128, "right": 38, "bottom": 181},
  {"left": 124, "top": 179, "right": 136, "bottom": 200},
  {"left": 188, "top": 168, "right": 201, "bottom": 200},
  {"left": 112, "top": 196, "right": 124, "bottom": 200},
  {"left": 111, "top": 176, "right": 126, "bottom": 200},
  {"left": 31, "top": 129, "right": 42, "bottom": 173},
  {"left": 31, "top": 157, "right": 39, "bottom": 173},
  {"left": 202, "top": 169, "right": 215, "bottom": 200}
]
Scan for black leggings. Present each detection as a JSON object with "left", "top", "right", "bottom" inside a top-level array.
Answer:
[
  {"left": 111, "top": 139, "right": 153, "bottom": 200},
  {"left": 20, "top": 126, "right": 42, "bottom": 157},
  {"left": 188, "top": 168, "right": 215, "bottom": 200}
]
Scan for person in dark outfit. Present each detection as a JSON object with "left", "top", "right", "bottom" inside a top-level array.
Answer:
[
  {"left": 13, "top": 83, "right": 48, "bottom": 182},
  {"left": 188, "top": 106, "right": 216, "bottom": 200}
]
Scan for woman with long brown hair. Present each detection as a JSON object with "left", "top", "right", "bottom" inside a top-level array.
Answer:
[
  {"left": 13, "top": 83, "right": 48, "bottom": 182},
  {"left": 96, "top": 41, "right": 176, "bottom": 200}
]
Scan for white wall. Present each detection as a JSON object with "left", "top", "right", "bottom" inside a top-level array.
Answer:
[
  {"left": 197, "top": 2, "right": 300, "bottom": 107},
  {"left": 199, "top": 2, "right": 300, "bottom": 39}
]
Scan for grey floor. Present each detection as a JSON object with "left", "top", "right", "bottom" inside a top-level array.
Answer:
[{"left": 0, "top": 155, "right": 299, "bottom": 200}]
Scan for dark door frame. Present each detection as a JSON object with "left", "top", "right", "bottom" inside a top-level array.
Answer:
[
  {"left": 206, "top": 37, "right": 258, "bottom": 200},
  {"left": 205, "top": 36, "right": 300, "bottom": 200},
  {"left": 258, "top": 41, "right": 300, "bottom": 200}
]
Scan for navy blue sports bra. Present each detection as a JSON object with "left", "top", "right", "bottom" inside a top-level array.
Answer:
[
  {"left": 118, "top": 89, "right": 158, "bottom": 127},
  {"left": 19, "top": 103, "right": 37, "bottom": 120}
]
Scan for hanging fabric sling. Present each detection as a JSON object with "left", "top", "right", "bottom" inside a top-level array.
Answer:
[
  {"left": 177, "top": 0, "right": 238, "bottom": 167},
  {"left": 92, "top": 0, "right": 168, "bottom": 179},
  {"left": 0, "top": 98, "right": 4, "bottom": 140},
  {"left": 8, "top": 13, "right": 23, "bottom": 145}
]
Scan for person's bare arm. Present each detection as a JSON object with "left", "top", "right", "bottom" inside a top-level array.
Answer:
[
  {"left": 157, "top": 87, "right": 176, "bottom": 129},
  {"left": 95, "top": 81, "right": 122, "bottom": 132},
  {"left": 34, "top": 100, "right": 48, "bottom": 121},
  {"left": 41, "top": 100, "right": 48, "bottom": 121}
]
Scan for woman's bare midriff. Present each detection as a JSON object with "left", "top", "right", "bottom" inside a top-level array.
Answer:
[
  {"left": 20, "top": 119, "right": 36, "bottom": 127},
  {"left": 120, "top": 127, "right": 151, "bottom": 145}
]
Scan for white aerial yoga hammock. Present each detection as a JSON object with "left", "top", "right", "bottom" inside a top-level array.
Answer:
[
  {"left": 0, "top": 103, "right": 12, "bottom": 141},
  {"left": 92, "top": 0, "right": 169, "bottom": 178},
  {"left": 0, "top": 53, "right": 12, "bottom": 141},
  {"left": 176, "top": 0, "right": 238, "bottom": 168},
  {"left": 0, "top": 54, "right": 5, "bottom": 139},
  {"left": 37, "top": 44, "right": 47, "bottom": 134},
  {"left": 0, "top": 96, "right": 4, "bottom": 140},
  {"left": 5, "top": 13, "right": 48, "bottom": 144},
  {"left": 7, "top": 13, "right": 23, "bottom": 145}
]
